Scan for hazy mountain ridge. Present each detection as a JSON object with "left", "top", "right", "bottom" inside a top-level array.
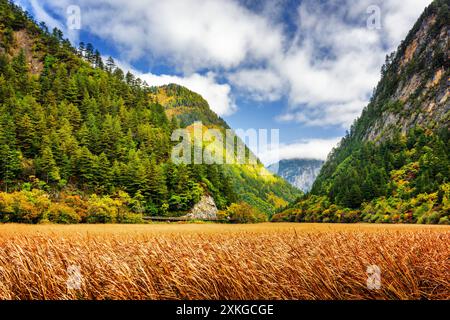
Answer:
[{"left": 268, "top": 159, "right": 324, "bottom": 192}]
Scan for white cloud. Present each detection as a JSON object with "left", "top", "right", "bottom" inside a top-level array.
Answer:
[
  {"left": 277, "top": 99, "right": 369, "bottom": 128},
  {"left": 227, "top": 68, "right": 285, "bottom": 101},
  {"left": 259, "top": 137, "right": 341, "bottom": 166}
]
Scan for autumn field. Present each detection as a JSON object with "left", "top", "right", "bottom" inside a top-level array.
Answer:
[{"left": 0, "top": 223, "right": 448, "bottom": 300}]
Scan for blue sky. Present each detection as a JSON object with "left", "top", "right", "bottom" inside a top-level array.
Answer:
[{"left": 13, "top": 0, "right": 431, "bottom": 164}]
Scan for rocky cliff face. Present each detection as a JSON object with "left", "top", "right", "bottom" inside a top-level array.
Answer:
[
  {"left": 184, "top": 195, "right": 218, "bottom": 220},
  {"left": 268, "top": 159, "right": 323, "bottom": 192},
  {"left": 357, "top": 4, "right": 449, "bottom": 143}
]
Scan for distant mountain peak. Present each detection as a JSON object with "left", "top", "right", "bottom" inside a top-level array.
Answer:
[{"left": 268, "top": 159, "right": 324, "bottom": 192}]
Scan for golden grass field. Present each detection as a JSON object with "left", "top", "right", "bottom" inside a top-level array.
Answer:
[{"left": 0, "top": 223, "right": 448, "bottom": 300}]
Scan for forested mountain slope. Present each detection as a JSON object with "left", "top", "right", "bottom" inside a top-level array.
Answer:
[
  {"left": 275, "top": 0, "right": 449, "bottom": 224},
  {"left": 0, "top": 0, "right": 299, "bottom": 223},
  {"left": 149, "top": 84, "right": 301, "bottom": 214}
]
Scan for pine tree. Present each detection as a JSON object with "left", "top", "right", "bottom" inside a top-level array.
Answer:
[
  {"left": 67, "top": 103, "right": 82, "bottom": 130},
  {"left": 0, "top": 75, "right": 14, "bottom": 101},
  {"left": 176, "top": 163, "right": 191, "bottom": 195},
  {"left": 53, "top": 64, "right": 69, "bottom": 101},
  {"left": 124, "top": 150, "right": 147, "bottom": 195},
  {"left": 0, "top": 113, "right": 17, "bottom": 147},
  {"left": 66, "top": 77, "right": 79, "bottom": 104},
  {"left": 100, "top": 115, "right": 122, "bottom": 158},
  {"left": 145, "top": 157, "right": 167, "bottom": 205},
  {"left": 220, "top": 172, "right": 237, "bottom": 205},
  {"left": 52, "top": 27, "right": 64, "bottom": 43},
  {"left": 206, "top": 164, "right": 221, "bottom": 189},
  {"left": 95, "top": 152, "right": 111, "bottom": 192},
  {"left": 11, "top": 49, "right": 29, "bottom": 93},
  {"left": 106, "top": 56, "right": 115, "bottom": 73},
  {"left": 74, "top": 146, "right": 94, "bottom": 187},
  {"left": 39, "top": 146, "right": 60, "bottom": 183},
  {"left": 85, "top": 43, "right": 94, "bottom": 63},
  {"left": 16, "top": 113, "right": 36, "bottom": 157},
  {"left": 0, "top": 144, "right": 21, "bottom": 192},
  {"left": 77, "top": 123, "right": 91, "bottom": 148},
  {"left": 94, "top": 50, "right": 103, "bottom": 69},
  {"left": 78, "top": 42, "right": 85, "bottom": 57},
  {"left": 164, "top": 162, "right": 178, "bottom": 195},
  {"left": 113, "top": 67, "right": 124, "bottom": 81},
  {"left": 125, "top": 71, "right": 135, "bottom": 85}
]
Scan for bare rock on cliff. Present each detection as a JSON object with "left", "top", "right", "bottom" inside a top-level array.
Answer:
[{"left": 184, "top": 195, "right": 218, "bottom": 220}]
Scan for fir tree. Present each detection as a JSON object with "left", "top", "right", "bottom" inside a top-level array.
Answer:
[{"left": 39, "top": 146, "right": 60, "bottom": 183}]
